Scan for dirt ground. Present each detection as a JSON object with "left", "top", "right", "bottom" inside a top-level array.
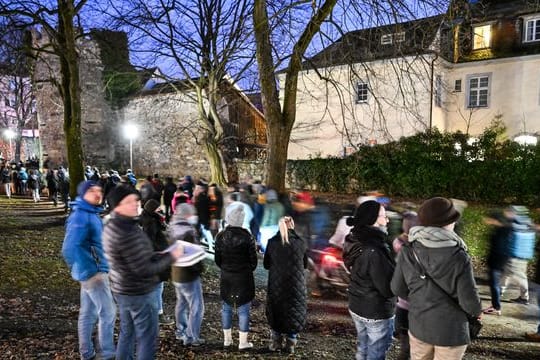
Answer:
[{"left": 0, "top": 195, "right": 539, "bottom": 359}]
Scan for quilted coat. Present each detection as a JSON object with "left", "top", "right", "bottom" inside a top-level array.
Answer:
[{"left": 264, "top": 229, "right": 308, "bottom": 334}]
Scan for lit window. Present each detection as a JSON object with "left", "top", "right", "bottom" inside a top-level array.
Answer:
[
  {"left": 467, "top": 74, "right": 490, "bottom": 108},
  {"left": 381, "top": 34, "right": 392, "bottom": 45},
  {"left": 356, "top": 82, "right": 368, "bottom": 103},
  {"left": 525, "top": 18, "right": 540, "bottom": 42},
  {"left": 473, "top": 25, "right": 491, "bottom": 49}
]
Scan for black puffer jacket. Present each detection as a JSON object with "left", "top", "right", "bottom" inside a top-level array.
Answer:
[
  {"left": 214, "top": 226, "right": 258, "bottom": 306},
  {"left": 264, "top": 230, "right": 307, "bottom": 334},
  {"left": 103, "top": 213, "right": 174, "bottom": 295},
  {"left": 343, "top": 226, "right": 396, "bottom": 320}
]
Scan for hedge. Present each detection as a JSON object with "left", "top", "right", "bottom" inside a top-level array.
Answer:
[{"left": 286, "top": 123, "right": 540, "bottom": 205}]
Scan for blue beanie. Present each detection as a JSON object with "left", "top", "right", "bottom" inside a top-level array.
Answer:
[{"left": 77, "top": 180, "right": 100, "bottom": 197}]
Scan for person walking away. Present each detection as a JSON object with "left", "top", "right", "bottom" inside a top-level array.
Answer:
[
  {"left": 264, "top": 217, "right": 307, "bottom": 354},
  {"left": 500, "top": 205, "right": 536, "bottom": 305},
  {"left": 103, "top": 185, "right": 183, "bottom": 359},
  {"left": 392, "top": 211, "right": 418, "bottom": 360},
  {"left": 18, "top": 166, "right": 28, "bottom": 195},
  {"left": 482, "top": 208, "right": 513, "bottom": 316},
  {"left": 214, "top": 204, "right": 258, "bottom": 350},
  {"left": 28, "top": 169, "right": 40, "bottom": 203},
  {"left": 46, "top": 169, "right": 59, "bottom": 206},
  {"left": 208, "top": 183, "right": 224, "bottom": 237},
  {"left": 391, "top": 197, "right": 482, "bottom": 360},
  {"left": 163, "top": 177, "right": 177, "bottom": 222},
  {"left": 193, "top": 180, "right": 213, "bottom": 251},
  {"left": 168, "top": 203, "right": 206, "bottom": 347},
  {"left": 151, "top": 173, "right": 164, "bottom": 203},
  {"left": 342, "top": 200, "right": 395, "bottom": 360},
  {"left": 2, "top": 165, "right": 11, "bottom": 198},
  {"left": 139, "top": 198, "right": 174, "bottom": 326},
  {"left": 58, "top": 167, "right": 70, "bottom": 212},
  {"left": 61, "top": 181, "right": 116, "bottom": 360},
  {"left": 259, "top": 189, "right": 285, "bottom": 252}
]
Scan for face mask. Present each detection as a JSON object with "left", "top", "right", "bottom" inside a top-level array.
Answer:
[
  {"left": 379, "top": 226, "right": 388, "bottom": 235},
  {"left": 187, "top": 216, "right": 199, "bottom": 225}
]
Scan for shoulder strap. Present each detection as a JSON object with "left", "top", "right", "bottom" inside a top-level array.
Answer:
[{"left": 410, "top": 246, "right": 468, "bottom": 316}]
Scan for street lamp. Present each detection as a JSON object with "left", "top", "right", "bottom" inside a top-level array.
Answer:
[
  {"left": 3, "top": 129, "right": 15, "bottom": 160},
  {"left": 123, "top": 123, "right": 138, "bottom": 171}
]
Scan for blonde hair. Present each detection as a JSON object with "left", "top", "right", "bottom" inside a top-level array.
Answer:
[{"left": 278, "top": 216, "right": 295, "bottom": 245}]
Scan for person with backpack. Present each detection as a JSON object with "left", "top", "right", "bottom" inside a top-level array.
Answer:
[
  {"left": 46, "top": 169, "right": 59, "bottom": 207},
  {"left": 19, "top": 166, "right": 28, "bottom": 195},
  {"left": 500, "top": 205, "right": 536, "bottom": 305}
]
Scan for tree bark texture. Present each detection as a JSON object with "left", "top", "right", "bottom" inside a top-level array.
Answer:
[{"left": 253, "top": 0, "right": 337, "bottom": 193}]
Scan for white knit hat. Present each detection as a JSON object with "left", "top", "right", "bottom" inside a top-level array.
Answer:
[{"left": 226, "top": 204, "right": 245, "bottom": 227}]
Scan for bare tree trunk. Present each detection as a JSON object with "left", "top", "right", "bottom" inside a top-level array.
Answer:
[
  {"left": 203, "top": 133, "right": 227, "bottom": 186},
  {"left": 58, "top": 0, "right": 84, "bottom": 198},
  {"left": 253, "top": 0, "right": 337, "bottom": 192}
]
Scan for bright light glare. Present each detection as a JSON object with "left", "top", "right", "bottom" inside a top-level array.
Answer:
[
  {"left": 123, "top": 124, "right": 138, "bottom": 140},
  {"left": 514, "top": 134, "right": 537, "bottom": 146},
  {"left": 3, "top": 129, "right": 15, "bottom": 139}
]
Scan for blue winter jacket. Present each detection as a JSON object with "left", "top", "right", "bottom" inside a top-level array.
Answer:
[{"left": 62, "top": 197, "right": 108, "bottom": 281}]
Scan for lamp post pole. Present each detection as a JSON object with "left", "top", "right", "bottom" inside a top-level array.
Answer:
[
  {"left": 129, "top": 137, "right": 133, "bottom": 171},
  {"left": 123, "top": 124, "right": 138, "bottom": 171}
]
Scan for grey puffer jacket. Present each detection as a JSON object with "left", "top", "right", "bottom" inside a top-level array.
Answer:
[
  {"left": 391, "top": 226, "right": 482, "bottom": 346},
  {"left": 103, "top": 212, "right": 174, "bottom": 295}
]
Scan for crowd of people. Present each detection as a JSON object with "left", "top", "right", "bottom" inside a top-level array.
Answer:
[{"left": 48, "top": 166, "right": 540, "bottom": 360}]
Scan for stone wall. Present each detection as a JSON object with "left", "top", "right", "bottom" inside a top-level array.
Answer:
[
  {"left": 116, "top": 91, "right": 211, "bottom": 179},
  {"left": 33, "top": 31, "right": 117, "bottom": 169}
]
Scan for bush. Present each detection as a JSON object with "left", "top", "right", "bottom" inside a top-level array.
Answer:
[{"left": 286, "top": 126, "right": 540, "bottom": 206}]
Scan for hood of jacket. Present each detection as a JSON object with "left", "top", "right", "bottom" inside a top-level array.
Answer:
[{"left": 409, "top": 226, "right": 467, "bottom": 250}]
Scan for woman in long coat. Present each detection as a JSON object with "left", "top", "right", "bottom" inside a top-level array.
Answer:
[
  {"left": 214, "top": 204, "right": 258, "bottom": 350},
  {"left": 264, "top": 216, "right": 307, "bottom": 354}
]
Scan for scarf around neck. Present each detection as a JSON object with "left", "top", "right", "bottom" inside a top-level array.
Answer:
[{"left": 408, "top": 226, "right": 468, "bottom": 251}]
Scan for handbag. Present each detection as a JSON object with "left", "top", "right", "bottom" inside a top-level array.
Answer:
[{"left": 410, "top": 247, "right": 482, "bottom": 340}]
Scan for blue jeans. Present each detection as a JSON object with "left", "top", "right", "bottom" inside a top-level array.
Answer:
[
  {"left": 154, "top": 282, "right": 164, "bottom": 313},
  {"left": 114, "top": 288, "right": 159, "bottom": 360},
  {"left": 488, "top": 268, "right": 503, "bottom": 310},
  {"left": 349, "top": 310, "right": 394, "bottom": 360},
  {"left": 221, "top": 301, "right": 250, "bottom": 332},
  {"left": 79, "top": 273, "right": 116, "bottom": 360},
  {"left": 173, "top": 278, "right": 205, "bottom": 343},
  {"left": 272, "top": 330, "right": 297, "bottom": 340}
]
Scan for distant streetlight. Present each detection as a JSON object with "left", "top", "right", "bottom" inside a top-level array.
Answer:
[
  {"left": 3, "top": 129, "right": 15, "bottom": 160},
  {"left": 123, "top": 124, "right": 138, "bottom": 171}
]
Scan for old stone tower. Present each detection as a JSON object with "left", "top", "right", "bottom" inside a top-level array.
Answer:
[
  {"left": 32, "top": 29, "right": 119, "bottom": 169},
  {"left": 32, "top": 29, "right": 266, "bottom": 180}
]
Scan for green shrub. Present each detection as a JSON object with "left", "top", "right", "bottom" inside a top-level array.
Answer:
[{"left": 287, "top": 125, "right": 540, "bottom": 206}]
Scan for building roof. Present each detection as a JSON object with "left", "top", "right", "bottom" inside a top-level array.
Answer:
[
  {"left": 470, "top": 0, "right": 540, "bottom": 20},
  {"left": 301, "top": 15, "right": 444, "bottom": 71}
]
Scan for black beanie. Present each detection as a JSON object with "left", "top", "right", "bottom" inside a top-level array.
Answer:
[
  {"left": 143, "top": 198, "right": 160, "bottom": 213},
  {"left": 107, "top": 184, "right": 140, "bottom": 210},
  {"left": 346, "top": 200, "right": 381, "bottom": 227},
  {"left": 418, "top": 197, "right": 460, "bottom": 227}
]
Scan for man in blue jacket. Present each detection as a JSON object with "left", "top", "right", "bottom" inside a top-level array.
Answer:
[{"left": 62, "top": 180, "right": 116, "bottom": 360}]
